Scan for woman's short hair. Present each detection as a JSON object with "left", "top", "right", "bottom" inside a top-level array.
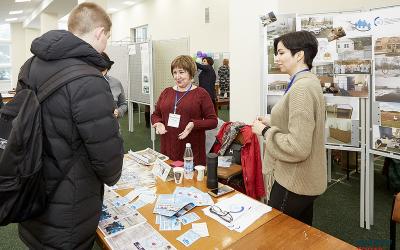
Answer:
[
  {"left": 273, "top": 31, "right": 318, "bottom": 70},
  {"left": 68, "top": 2, "right": 112, "bottom": 35},
  {"left": 203, "top": 57, "right": 214, "bottom": 66},
  {"left": 171, "top": 55, "right": 197, "bottom": 79}
]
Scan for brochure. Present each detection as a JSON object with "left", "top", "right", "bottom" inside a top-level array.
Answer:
[
  {"left": 105, "top": 222, "right": 176, "bottom": 250},
  {"left": 153, "top": 194, "right": 195, "bottom": 217},
  {"left": 98, "top": 212, "right": 147, "bottom": 237},
  {"left": 152, "top": 159, "right": 174, "bottom": 182}
]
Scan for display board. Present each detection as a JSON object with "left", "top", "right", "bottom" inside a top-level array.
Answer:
[
  {"left": 152, "top": 38, "right": 190, "bottom": 104},
  {"left": 106, "top": 45, "right": 130, "bottom": 97},
  {"left": 129, "top": 42, "right": 152, "bottom": 105}
]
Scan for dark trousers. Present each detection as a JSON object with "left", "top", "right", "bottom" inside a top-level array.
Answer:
[{"left": 268, "top": 181, "right": 318, "bottom": 226}]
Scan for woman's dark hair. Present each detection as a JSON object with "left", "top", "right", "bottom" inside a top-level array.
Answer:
[
  {"left": 203, "top": 56, "right": 214, "bottom": 66},
  {"left": 101, "top": 52, "right": 115, "bottom": 70},
  {"left": 273, "top": 31, "right": 318, "bottom": 70}
]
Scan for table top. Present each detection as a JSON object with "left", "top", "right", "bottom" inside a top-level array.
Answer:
[
  {"left": 97, "top": 177, "right": 282, "bottom": 250},
  {"left": 228, "top": 212, "right": 355, "bottom": 250},
  {"left": 96, "top": 161, "right": 355, "bottom": 250}
]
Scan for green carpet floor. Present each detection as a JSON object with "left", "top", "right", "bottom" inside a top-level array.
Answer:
[{"left": 0, "top": 107, "right": 398, "bottom": 249}]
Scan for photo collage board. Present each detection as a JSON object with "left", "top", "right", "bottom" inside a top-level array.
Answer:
[{"left": 265, "top": 6, "right": 400, "bottom": 153}]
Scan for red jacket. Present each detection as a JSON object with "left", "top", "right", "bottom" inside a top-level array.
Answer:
[{"left": 213, "top": 122, "right": 265, "bottom": 199}]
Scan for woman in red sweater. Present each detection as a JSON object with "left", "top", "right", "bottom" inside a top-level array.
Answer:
[{"left": 151, "top": 55, "right": 217, "bottom": 165}]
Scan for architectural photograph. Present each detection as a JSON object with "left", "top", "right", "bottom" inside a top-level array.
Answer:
[
  {"left": 374, "top": 54, "right": 400, "bottom": 103},
  {"left": 337, "top": 36, "right": 372, "bottom": 60}
]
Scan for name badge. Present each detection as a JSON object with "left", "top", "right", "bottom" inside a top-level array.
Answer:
[{"left": 167, "top": 113, "right": 181, "bottom": 128}]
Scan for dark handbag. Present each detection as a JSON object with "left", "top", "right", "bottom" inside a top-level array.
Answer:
[{"left": 223, "top": 142, "right": 242, "bottom": 165}]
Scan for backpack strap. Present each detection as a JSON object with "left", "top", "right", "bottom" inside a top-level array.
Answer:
[{"left": 37, "top": 64, "right": 103, "bottom": 103}]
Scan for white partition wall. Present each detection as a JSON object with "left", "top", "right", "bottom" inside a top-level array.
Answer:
[{"left": 150, "top": 38, "right": 190, "bottom": 148}]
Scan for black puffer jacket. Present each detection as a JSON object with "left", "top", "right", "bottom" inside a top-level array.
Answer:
[{"left": 18, "top": 30, "right": 124, "bottom": 249}]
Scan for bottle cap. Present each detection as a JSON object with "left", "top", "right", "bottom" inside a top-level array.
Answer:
[{"left": 186, "top": 143, "right": 191, "bottom": 147}]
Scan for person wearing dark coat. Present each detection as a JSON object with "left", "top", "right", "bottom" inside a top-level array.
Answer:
[
  {"left": 17, "top": 3, "right": 124, "bottom": 250},
  {"left": 196, "top": 57, "right": 217, "bottom": 109}
]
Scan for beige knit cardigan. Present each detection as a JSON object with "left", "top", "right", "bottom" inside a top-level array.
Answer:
[{"left": 264, "top": 71, "right": 327, "bottom": 196}]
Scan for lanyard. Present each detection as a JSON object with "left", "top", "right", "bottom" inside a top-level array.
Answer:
[
  {"left": 284, "top": 69, "right": 309, "bottom": 94},
  {"left": 174, "top": 84, "right": 192, "bottom": 113}
]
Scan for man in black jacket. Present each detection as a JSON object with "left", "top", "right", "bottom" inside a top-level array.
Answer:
[
  {"left": 18, "top": 3, "right": 124, "bottom": 249},
  {"left": 196, "top": 57, "right": 217, "bottom": 110}
]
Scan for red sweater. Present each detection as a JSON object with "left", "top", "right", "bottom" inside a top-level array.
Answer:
[
  {"left": 213, "top": 122, "right": 265, "bottom": 199},
  {"left": 151, "top": 87, "right": 217, "bottom": 165}
]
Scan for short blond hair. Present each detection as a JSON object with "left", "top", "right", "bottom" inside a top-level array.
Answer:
[
  {"left": 68, "top": 2, "right": 112, "bottom": 35},
  {"left": 171, "top": 55, "right": 197, "bottom": 79}
]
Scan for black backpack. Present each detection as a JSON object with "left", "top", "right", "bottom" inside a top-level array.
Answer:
[{"left": 0, "top": 57, "right": 103, "bottom": 226}]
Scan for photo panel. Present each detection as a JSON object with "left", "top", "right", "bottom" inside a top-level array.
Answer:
[
  {"left": 266, "top": 14, "right": 296, "bottom": 40},
  {"left": 373, "top": 125, "right": 400, "bottom": 154},
  {"left": 331, "top": 74, "right": 369, "bottom": 97},
  {"left": 300, "top": 16, "right": 333, "bottom": 39},
  {"left": 334, "top": 60, "right": 372, "bottom": 74},
  {"left": 312, "top": 62, "right": 334, "bottom": 95},
  {"left": 326, "top": 117, "right": 359, "bottom": 146},
  {"left": 325, "top": 96, "right": 359, "bottom": 120},
  {"left": 267, "top": 40, "right": 281, "bottom": 74},
  {"left": 266, "top": 95, "right": 282, "bottom": 114},
  {"left": 336, "top": 36, "right": 372, "bottom": 60},
  {"left": 267, "top": 74, "right": 289, "bottom": 96},
  {"left": 374, "top": 53, "right": 400, "bottom": 103},
  {"left": 379, "top": 102, "right": 400, "bottom": 129},
  {"left": 314, "top": 38, "right": 338, "bottom": 63}
]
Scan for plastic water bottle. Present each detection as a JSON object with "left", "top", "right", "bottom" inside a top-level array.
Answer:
[{"left": 183, "top": 143, "right": 194, "bottom": 179}]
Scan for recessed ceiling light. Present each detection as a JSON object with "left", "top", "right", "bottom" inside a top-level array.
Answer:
[
  {"left": 123, "top": 1, "right": 135, "bottom": 5},
  {"left": 15, "top": 0, "right": 31, "bottom": 2},
  {"left": 5, "top": 18, "right": 18, "bottom": 22},
  {"left": 107, "top": 8, "right": 118, "bottom": 13},
  {"left": 9, "top": 10, "right": 23, "bottom": 15}
]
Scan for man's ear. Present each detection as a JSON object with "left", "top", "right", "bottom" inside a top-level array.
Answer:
[{"left": 94, "top": 27, "right": 105, "bottom": 40}]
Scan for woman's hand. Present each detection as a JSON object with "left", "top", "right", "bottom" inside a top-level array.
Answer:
[
  {"left": 257, "top": 115, "right": 271, "bottom": 126},
  {"left": 178, "top": 122, "right": 194, "bottom": 140},
  {"left": 252, "top": 119, "right": 266, "bottom": 136},
  {"left": 152, "top": 122, "right": 167, "bottom": 135},
  {"left": 114, "top": 109, "right": 119, "bottom": 118}
]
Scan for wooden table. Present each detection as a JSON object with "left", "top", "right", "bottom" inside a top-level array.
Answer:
[
  {"left": 228, "top": 213, "right": 354, "bottom": 249},
  {"left": 1, "top": 93, "right": 14, "bottom": 103},
  {"left": 215, "top": 97, "right": 229, "bottom": 115},
  {"left": 96, "top": 173, "right": 355, "bottom": 249}
]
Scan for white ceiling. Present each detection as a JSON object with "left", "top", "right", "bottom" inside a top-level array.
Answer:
[{"left": 0, "top": 0, "right": 140, "bottom": 28}]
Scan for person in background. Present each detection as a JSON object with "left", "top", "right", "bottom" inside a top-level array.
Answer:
[
  {"left": 218, "top": 58, "right": 230, "bottom": 97},
  {"left": 151, "top": 55, "right": 217, "bottom": 165},
  {"left": 0, "top": 93, "right": 3, "bottom": 109},
  {"left": 196, "top": 57, "right": 217, "bottom": 110},
  {"left": 252, "top": 31, "right": 326, "bottom": 226},
  {"left": 18, "top": 3, "right": 124, "bottom": 249},
  {"left": 101, "top": 52, "right": 128, "bottom": 119}
]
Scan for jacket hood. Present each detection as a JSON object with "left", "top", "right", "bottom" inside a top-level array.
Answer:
[{"left": 30, "top": 30, "right": 108, "bottom": 70}]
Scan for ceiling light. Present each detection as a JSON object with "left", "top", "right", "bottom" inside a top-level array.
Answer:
[
  {"left": 107, "top": 8, "right": 118, "bottom": 13},
  {"left": 15, "top": 0, "right": 31, "bottom": 2},
  {"left": 5, "top": 18, "right": 18, "bottom": 22},
  {"left": 123, "top": 1, "right": 135, "bottom": 5},
  {"left": 9, "top": 10, "right": 23, "bottom": 15}
]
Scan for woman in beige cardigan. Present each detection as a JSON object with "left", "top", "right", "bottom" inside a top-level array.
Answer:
[{"left": 252, "top": 31, "right": 326, "bottom": 226}]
